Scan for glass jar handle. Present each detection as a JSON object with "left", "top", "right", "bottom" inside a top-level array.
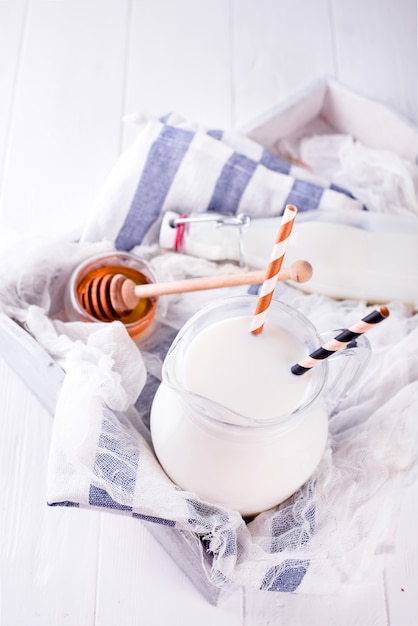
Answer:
[{"left": 321, "top": 329, "right": 371, "bottom": 410}]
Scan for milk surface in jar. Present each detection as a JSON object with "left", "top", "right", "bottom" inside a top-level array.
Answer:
[
  {"left": 150, "top": 298, "right": 330, "bottom": 516},
  {"left": 184, "top": 316, "right": 311, "bottom": 421}
]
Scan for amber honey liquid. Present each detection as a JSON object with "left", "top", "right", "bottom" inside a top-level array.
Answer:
[{"left": 76, "top": 265, "right": 156, "bottom": 331}]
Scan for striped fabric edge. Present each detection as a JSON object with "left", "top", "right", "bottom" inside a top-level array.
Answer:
[{"left": 112, "top": 114, "right": 365, "bottom": 250}]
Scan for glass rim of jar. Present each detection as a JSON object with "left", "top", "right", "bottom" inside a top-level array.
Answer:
[{"left": 162, "top": 294, "right": 328, "bottom": 430}]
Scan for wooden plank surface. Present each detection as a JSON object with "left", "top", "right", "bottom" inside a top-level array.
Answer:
[
  {"left": 331, "top": 0, "right": 417, "bottom": 124},
  {"left": 0, "top": 0, "right": 129, "bottom": 238},
  {"left": 243, "top": 578, "right": 388, "bottom": 626},
  {"left": 124, "top": 0, "right": 233, "bottom": 132},
  {"left": 95, "top": 515, "right": 243, "bottom": 625},
  {"left": 384, "top": 495, "right": 418, "bottom": 625},
  {"left": 0, "top": 359, "right": 100, "bottom": 626},
  {"left": 0, "top": 0, "right": 27, "bottom": 181},
  {"left": 0, "top": 1, "right": 417, "bottom": 624},
  {"left": 231, "top": 0, "right": 336, "bottom": 128}
]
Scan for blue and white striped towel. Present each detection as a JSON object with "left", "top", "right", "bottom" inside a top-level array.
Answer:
[{"left": 81, "top": 112, "right": 364, "bottom": 250}]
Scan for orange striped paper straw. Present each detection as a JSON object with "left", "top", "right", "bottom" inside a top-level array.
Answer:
[{"left": 250, "top": 204, "right": 297, "bottom": 335}]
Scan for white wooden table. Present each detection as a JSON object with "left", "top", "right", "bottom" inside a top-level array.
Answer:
[{"left": 0, "top": 2, "right": 417, "bottom": 624}]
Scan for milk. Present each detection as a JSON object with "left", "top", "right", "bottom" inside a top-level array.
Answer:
[
  {"left": 260, "top": 221, "right": 418, "bottom": 305},
  {"left": 159, "top": 210, "right": 418, "bottom": 308},
  {"left": 184, "top": 316, "right": 312, "bottom": 422},
  {"left": 150, "top": 301, "right": 331, "bottom": 516}
]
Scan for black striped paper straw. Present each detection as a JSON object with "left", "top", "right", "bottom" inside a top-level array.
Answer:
[{"left": 291, "top": 305, "right": 390, "bottom": 376}]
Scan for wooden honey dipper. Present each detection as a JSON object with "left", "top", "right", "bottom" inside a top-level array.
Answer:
[{"left": 80, "top": 259, "right": 313, "bottom": 321}]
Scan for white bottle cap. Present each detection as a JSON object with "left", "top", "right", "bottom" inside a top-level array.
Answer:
[{"left": 159, "top": 210, "right": 181, "bottom": 250}]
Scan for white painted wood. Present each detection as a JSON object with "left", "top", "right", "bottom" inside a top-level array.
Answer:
[
  {"left": 143, "top": 517, "right": 233, "bottom": 605},
  {"left": 0, "top": 0, "right": 129, "bottom": 238},
  {"left": 0, "top": 359, "right": 100, "bottom": 626},
  {"left": 331, "top": 0, "right": 417, "bottom": 124},
  {"left": 231, "top": 0, "right": 336, "bottom": 128},
  {"left": 384, "top": 493, "right": 418, "bottom": 625},
  {"left": 124, "top": 0, "right": 233, "bottom": 144},
  {"left": 243, "top": 578, "right": 388, "bottom": 626},
  {"left": 95, "top": 514, "right": 243, "bottom": 625},
  {"left": 0, "top": 1, "right": 27, "bottom": 182}
]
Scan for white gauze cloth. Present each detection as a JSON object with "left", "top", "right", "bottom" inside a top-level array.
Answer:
[{"left": 0, "top": 114, "right": 417, "bottom": 596}]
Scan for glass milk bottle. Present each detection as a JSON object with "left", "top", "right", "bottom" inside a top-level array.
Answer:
[
  {"left": 150, "top": 295, "right": 370, "bottom": 516},
  {"left": 159, "top": 210, "right": 418, "bottom": 307}
]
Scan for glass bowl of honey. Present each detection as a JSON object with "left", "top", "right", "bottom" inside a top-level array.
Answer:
[{"left": 65, "top": 251, "right": 158, "bottom": 341}]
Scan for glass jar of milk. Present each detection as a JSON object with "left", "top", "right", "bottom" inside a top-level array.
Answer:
[{"left": 150, "top": 296, "right": 370, "bottom": 517}]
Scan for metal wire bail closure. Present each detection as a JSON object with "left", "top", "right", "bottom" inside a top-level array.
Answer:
[{"left": 169, "top": 212, "right": 251, "bottom": 266}]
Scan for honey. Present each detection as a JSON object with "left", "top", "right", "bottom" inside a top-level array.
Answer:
[{"left": 66, "top": 252, "right": 158, "bottom": 341}]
